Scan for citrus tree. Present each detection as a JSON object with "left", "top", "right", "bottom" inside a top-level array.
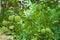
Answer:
[{"left": 0, "top": 0, "right": 60, "bottom": 40}]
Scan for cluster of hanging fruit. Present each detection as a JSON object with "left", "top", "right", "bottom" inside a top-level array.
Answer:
[{"left": 2, "top": 15, "right": 21, "bottom": 30}]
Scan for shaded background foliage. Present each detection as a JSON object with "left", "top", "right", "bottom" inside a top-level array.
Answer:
[{"left": 0, "top": 0, "right": 60, "bottom": 40}]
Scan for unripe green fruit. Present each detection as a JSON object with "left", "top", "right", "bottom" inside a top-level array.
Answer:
[
  {"left": 8, "top": 15, "right": 15, "bottom": 21},
  {"left": 2, "top": 21, "right": 9, "bottom": 26},
  {"left": 2, "top": 26, "right": 8, "bottom": 31},
  {"left": 45, "top": 28, "right": 51, "bottom": 33},
  {"left": 41, "top": 29, "right": 46, "bottom": 34},
  {"left": 9, "top": 25, "right": 14, "bottom": 29},
  {"left": 15, "top": 16, "right": 20, "bottom": 22}
]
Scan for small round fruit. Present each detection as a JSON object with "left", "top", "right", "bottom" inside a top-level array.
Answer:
[
  {"left": 8, "top": 15, "right": 15, "bottom": 21},
  {"left": 2, "top": 26, "right": 8, "bottom": 31},
  {"left": 15, "top": 16, "right": 20, "bottom": 22},
  {"left": 45, "top": 28, "right": 51, "bottom": 33},
  {"left": 2, "top": 20, "right": 9, "bottom": 26},
  {"left": 9, "top": 25, "right": 14, "bottom": 29},
  {"left": 41, "top": 29, "right": 46, "bottom": 34}
]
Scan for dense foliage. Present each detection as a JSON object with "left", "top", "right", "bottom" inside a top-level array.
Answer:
[{"left": 0, "top": 0, "right": 60, "bottom": 40}]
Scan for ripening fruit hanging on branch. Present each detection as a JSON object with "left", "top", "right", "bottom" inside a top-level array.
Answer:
[
  {"left": 8, "top": 15, "right": 15, "bottom": 21},
  {"left": 41, "top": 29, "right": 46, "bottom": 34},
  {"left": 2, "top": 20, "right": 9, "bottom": 26},
  {"left": 15, "top": 16, "right": 21, "bottom": 22},
  {"left": 40, "top": 28, "right": 52, "bottom": 34},
  {"left": 45, "top": 28, "right": 51, "bottom": 33},
  {"left": 8, "top": 15, "right": 21, "bottom": 22}
]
